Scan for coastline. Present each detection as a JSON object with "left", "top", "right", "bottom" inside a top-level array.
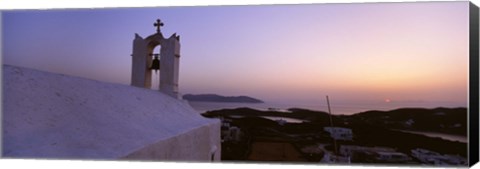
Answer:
[
  {"left": 188, "top": 100, "right": 467, "bottom": 116},
  {"left": 392, "top": 129, "right": 468, "bottom": 143},
  {"left": 198, "top": 103, "right": 468, "bottom": 143}
]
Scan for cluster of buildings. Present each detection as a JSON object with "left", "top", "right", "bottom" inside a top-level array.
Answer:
[
  {"left": 411, "top": 148, "right": 467, "bottom": 166},
  {"left": 320, "top": 127, "right": 466, "bottom": 166},
  {"left": 321, "top": 127, "right": 414, "bottom": 164}
]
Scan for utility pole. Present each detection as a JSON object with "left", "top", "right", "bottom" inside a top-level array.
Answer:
[
  {"left": 326, "top": 95, "right": 338, "bottom": 155},
  {"left": 327, "top": 95, "right": 334, "bottom": 127}
]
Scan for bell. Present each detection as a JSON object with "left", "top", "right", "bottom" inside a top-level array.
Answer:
[{"left": 150, "top": 55, "right": 160, "bottom": 72}]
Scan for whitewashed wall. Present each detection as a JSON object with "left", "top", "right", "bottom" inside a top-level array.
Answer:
[{"left": 2, "top": 65, "right": 221, "bottom": 161}]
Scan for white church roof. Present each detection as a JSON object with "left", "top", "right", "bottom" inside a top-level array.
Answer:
[{"left": 2, "top": 64, "right": 219, "bottom": 160}]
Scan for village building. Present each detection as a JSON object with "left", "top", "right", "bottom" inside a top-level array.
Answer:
[
  {"left": 374, "top": 151, "right": 412, "bottom": 163},
  {"left": 411, "top": 148, "right": 467, "bottom": 166},
  {"left": 340, "top": 145, "right": 395, "bottom": 157},
  {"left": 339, "top": 145, "right": 412, "bottom": 163},
  {"left": 323, "top": 127, "right": 353, "bottom": 141},
  {"left": 321, "top": 153, "right": 351, "bottom": 163}
]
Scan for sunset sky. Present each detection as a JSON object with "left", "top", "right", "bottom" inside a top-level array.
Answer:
[{"left": 2, "top": 2, "right": 469, "bottom": 107}]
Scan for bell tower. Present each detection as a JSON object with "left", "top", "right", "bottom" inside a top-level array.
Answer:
[{"left": 131, "top": 19, "right": 181, "bottom": 99}]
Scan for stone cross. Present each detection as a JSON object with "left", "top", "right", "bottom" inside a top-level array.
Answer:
[{"left": 154, "top": 19, "right": 164, "bottom": 33}]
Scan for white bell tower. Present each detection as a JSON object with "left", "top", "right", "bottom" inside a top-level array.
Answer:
[{"left": 131, "top": 19, "right": 181, "bottom": 99}]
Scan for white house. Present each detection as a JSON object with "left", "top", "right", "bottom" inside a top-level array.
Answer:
[
  {"left": 276, "top": 119, "right": 287, "bottom": 126},
  {"left": 324, "top": 127, "right": 353, "bottom": 141},
  {"left": 222, "top": 126, "right": 242, "bottom": 142},
  {"left": 374, "top": 151, "right": 411, "bottom": 162},
  {"left": 321, "top": 153, "right": 351, "bottom": 163}
]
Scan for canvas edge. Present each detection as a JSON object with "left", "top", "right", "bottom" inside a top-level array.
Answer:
[{"left": 469, "top": 1, "right": 479, "bottom": 167}]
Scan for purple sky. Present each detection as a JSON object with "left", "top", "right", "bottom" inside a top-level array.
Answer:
[{"left": 2, "top": 2, "right": 469, "bottom": 106}]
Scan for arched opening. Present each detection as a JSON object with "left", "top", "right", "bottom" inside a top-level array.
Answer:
[{"left": 150, "top": 45, "right": 161, "bottom": 90}]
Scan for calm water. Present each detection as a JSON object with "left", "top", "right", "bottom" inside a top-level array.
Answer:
[
  {"left": 261, "top": 116, "right": 305, "bottom": 123},
  {"left": 188, "top": 100, "right": 465, "bottom": 115},
  {"left": 395, "top": 130, "right": 467, "bottom": 143}
]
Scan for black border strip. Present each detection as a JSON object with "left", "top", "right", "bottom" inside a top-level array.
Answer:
[{"left": 469, "top": 1, "right": 479, "bottom": 167}]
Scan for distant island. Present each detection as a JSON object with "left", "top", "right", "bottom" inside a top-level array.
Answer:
[{"left": 183, "top": 94, "right": 264, "bottom": 103}]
